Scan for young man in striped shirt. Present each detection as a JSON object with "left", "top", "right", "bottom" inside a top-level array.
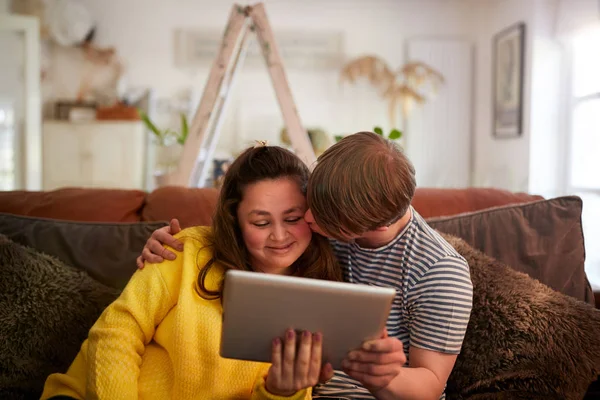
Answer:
[
  {"left": 304, "top": 132, "right": 473, "bottom": 399},
  {"left": 139, "top": 131, "right": 473, "bottom": 399}
]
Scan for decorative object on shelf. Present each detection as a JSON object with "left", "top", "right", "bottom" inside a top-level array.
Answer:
[
  {"left": 280, "top": 127, "right": 332, "bottom": 157},
  {"left": 139, "top": 111, "right": 190, "bottom": 177},
  {"left": 54, "top": 100, "right": 97, "bottom": 121},
  {"left": 44, "top": 0, "right": 95, "bottom": 47},
  {"left": 340, "top": 55, "right": 444, "bottom": 129},
  {"left": 96, "top": 103, "right": 140, "bottom": 121},
  {"left": 493, "top": 22, "right": 526, "bottom": 138}
]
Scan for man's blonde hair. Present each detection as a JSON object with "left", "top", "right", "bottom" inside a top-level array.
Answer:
[{"left": 307, "top": 131, "right": 416, "bottom": 240}]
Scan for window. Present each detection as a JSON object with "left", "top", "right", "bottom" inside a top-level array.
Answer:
[
  {"left": 569, "top": 26, "right": 600, "bottom": 288},
  {"left": 0, "top": 102, "right": 16, "bottom": 190}
]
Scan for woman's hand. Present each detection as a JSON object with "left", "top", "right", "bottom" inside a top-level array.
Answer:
[
  {"left": 136, "top": 218, "right": 183, "bottom": 269},
  {"left": 265, "top": 330, "right": 333, "bottom": 396}
]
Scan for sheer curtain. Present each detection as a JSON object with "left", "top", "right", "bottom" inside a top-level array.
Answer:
[{"left": 555, "top": 1, "right": 600, "bottom": 288}]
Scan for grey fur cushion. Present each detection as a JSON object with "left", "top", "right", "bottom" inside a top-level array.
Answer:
[
  {"left": 0, "top": 235, "right": 120, "bottom": 400},
  {"left": 443, "top": 233, "right": 600, "bottom": 400}
]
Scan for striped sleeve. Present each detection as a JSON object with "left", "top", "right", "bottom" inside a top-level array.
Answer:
[{"left": 408, "top": 255, "right": 473, "bottom": 354}]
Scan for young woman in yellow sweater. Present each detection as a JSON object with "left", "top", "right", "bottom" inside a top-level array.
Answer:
[{"left": 41, "top": 144, "right": 341, "bottom": 400}]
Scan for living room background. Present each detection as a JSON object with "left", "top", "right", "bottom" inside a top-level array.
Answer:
[{"left": 1, "top": 0, "right": 599, "bottom": 285}]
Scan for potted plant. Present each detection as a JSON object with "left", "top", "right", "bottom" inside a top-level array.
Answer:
[
  {"left": 139, "top": 110, "right": 189, "bottom": 177},
  {"left": 335, "top": 126, "right": 403, "bottom": 144}
]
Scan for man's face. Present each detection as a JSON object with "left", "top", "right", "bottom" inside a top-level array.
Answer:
[{"left": 304, "top": 209, "right": 360, "bottom": 242}]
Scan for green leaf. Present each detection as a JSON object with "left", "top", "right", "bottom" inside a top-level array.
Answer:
[
  {"left": 389, "top": 129, "right": 403, "bottom": 140},
  {"left": 334, "top": 135, "right": 345, "bottom": 142},
  {"left": 373, "top": 126, "right": 384, "bottom": 135},
  {"left": 178, "top": 113, "right": 189, "bottom": 145},
  {"left": 139, "top": 110, "right": 162, "bottom": 138}
]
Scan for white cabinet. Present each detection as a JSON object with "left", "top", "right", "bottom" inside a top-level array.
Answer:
[{"left": 42, "top": 120, "right": 148, "bottom": 190}]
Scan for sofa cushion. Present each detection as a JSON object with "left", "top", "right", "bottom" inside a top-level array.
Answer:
[
  {"left": 0, "top": 187, "right": 147, "bottom": 222},
  {"left": 442, "top": 233, "right": 600, "bottom": 400},
  {"left": 0, "top": 213, "right": 168, "bottom": 289},
  {"left": 427, "top": 196, "right": 593, "bottom": 305},
  {"left": 0, "top": 234, "right": 120, "bottom": 400},
  {"left": 142, "top": 186, "right": 219, "bottom": 228},
  {"left": 412, "top": 187, "right": 543, "bottom": 218}
]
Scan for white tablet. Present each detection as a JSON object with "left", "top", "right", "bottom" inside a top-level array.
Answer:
[{"left": 220, "top": 270, "right": 396, "bottom": 369}]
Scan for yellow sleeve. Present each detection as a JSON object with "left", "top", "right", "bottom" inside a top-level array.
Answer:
[
  {"left": 251, "top": 372, "right": 312, "bottom": 400},
  {"left": 83, "top": 262, "right": 177, "bottom": 399}
]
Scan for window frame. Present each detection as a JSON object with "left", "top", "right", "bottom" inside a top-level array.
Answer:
[{"left": 565, "top": 30, "right": 600, "bottom": 196}]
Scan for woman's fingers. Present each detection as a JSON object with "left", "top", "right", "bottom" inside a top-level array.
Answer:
[
  {"left": 282, "top": 329, "right": 297, "bottom": 385},
  {"left": 267, "top": 330, "right": 327, "bottom": 396},
  {"left": 307, "top": 332, "right": 323, "bottom": 383},
  {"left": 270, "top": 337, "right": 282, "bottom": 380},
  {"left": 295, "top": 331, "right": 312, "bottom": 386}
]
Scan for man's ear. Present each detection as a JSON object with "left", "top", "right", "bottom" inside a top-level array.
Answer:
[{"left": 373, "top": 225, "right": 389, "bottom": 232}]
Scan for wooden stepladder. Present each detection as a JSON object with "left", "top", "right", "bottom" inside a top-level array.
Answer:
[{"left": 163, "top": 3, "right": 316, "bottom": 187}]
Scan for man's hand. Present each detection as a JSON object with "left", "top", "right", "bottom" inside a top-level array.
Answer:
[
  {"left": 341, "top": 329, "right": 406, "bottom": 394},
  {"left": 136, "top": 218, "right": 183, "bottom": 269}
]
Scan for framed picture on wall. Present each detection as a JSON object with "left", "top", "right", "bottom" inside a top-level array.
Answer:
[{"left": 492, "top": 22, "right": 526, "bottom": 138}]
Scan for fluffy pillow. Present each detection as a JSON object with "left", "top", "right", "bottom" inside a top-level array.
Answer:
[
  {"left": 442, "top": 233, "right": 600, "bottom": 400},
  {"left": 0, "top": 235, "right": 120, "bottom": 399}
]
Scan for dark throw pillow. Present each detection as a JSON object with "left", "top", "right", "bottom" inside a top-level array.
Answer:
[
  {"left": 442, "top": 233, "right": 600, "bottom": 400},
  {"left": 0, "top": 213, "right": 168, "bottom": 289},
  {"left": 0, "top": 235, "right": 121, "bottom": 400}
]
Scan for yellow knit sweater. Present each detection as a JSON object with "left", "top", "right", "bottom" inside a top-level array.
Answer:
[{"left": 41, "top": 226, "right": 310, "bottom": 400}]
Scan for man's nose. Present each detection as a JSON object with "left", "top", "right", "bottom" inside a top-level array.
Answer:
[{"left": 304, "top": 209, "right": 315, "bottom": 223}]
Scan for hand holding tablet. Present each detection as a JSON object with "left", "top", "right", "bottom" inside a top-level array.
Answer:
[{"left": 220, "top": 270, "right": 396, "bottom": 369}]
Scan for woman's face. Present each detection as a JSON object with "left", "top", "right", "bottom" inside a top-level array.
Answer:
[{"left": 237, "top": 177, "right": 312, "bottom": 275}]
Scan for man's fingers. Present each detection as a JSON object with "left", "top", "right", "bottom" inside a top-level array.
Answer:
[
  {"left": 147, "top": 239, "right": 176, "bottom": 261},
  {"left": 344, "top": 369, "right": 396, "bottom": 390},
  {"left": 342, "top": 360, "right": 400, "bottom": 376},
  {"left": 170, "top": 218, "right": 182, "bottom": 235},
  {"left": 141, "top": 247, "right": 164, "bottom": 264},
  {"left": 362, "top": 337, "right": 404, "bottom": 353},
  {"left": 154, "top": 230, "right": 183, "bottom": 253},
  {"left": 346, "top": 349, "right": 406, "bottom": 365},
  {"left": 136, "top": 256, "right": 145, "bottom": 269}
]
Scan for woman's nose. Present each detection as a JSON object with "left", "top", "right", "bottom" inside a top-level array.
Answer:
[{"left": 269, "top": 223, "right": 287, "bottom": 241}]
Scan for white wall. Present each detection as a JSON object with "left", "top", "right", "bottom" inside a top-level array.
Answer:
[
  {"left": 56, "top": 0, "right": 475, "bottom": 155},
  {"left": 471, "top": 0, "right": 566, "bottom": 195},
  {"left": 471, "top": 0, "right": 535, "bottom": 192},
  {"left": 0, "top": 0, "right": 9, "bottom": 14}
]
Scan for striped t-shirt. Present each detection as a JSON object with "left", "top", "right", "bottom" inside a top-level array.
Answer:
[{"left": 313, "top": 207, "right": 473, "bottom": 400}]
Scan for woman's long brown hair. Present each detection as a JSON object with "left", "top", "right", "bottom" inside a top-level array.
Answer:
[{"left": 196, "top": 145, "right": 342, "bottom": 300}]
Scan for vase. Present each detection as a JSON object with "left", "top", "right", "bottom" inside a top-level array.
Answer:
[{"left": 154, "top": 143, "right": 183, "bottom": 177}]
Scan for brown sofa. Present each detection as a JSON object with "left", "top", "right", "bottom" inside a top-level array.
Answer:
[
  {"left": 0, "top": 186, "right": 543, "bottom": 226},
  {"left": 1, "top": 186, "right": 599, "bottom": 399}
]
